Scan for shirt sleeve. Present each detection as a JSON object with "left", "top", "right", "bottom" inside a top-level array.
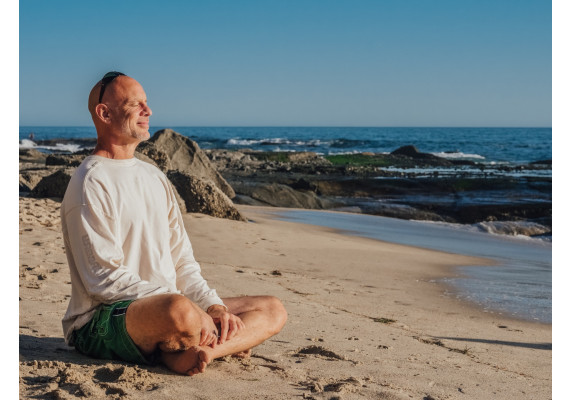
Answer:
[
  {"left": 63, "top": 201, "right": 172, "bottom": 303},
  {"left": 166, "top": 182, "right": 226, "bottom": 311}
]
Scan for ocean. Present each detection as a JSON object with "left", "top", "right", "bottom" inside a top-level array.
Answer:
[
  {"left": 19, "top": 126, "right": 552, "bottom": 323},
  {"left": 19, "top": 126, "right": 552, "bottom": 168}
]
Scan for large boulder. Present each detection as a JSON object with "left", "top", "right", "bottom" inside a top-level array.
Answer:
[
  {"left": 232, "top": 182, "right": 330, "bottom": 209},
  {"left": 19, "top": 167, "right": 60, "bottom": 193},
  {"left": 135, "top": 142, "right": 171, "bottom": 171},
  {"left": 30, "top": 168, "right": 75, "bottom": 199},
  {"left": 19, "top": 148, "right": 47, "bottom": 163},
  {"left": 148, "top": 129, "right": 235, "bottom": 199},
  {"left": 46, "top": 153, "right": 87, "bottom": 167},
  {"left": 167, "top": 171, "right": 245, "bottom": 221}
]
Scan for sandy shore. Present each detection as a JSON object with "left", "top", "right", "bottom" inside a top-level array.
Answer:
[{"left": 19, "top": 197, "right": 551, "bottom": 399}]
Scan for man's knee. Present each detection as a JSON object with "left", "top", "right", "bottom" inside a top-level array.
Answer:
[
  {"left": 265, "top": 296, "right": 287, "bottom": 334},
  {"left": 162, "top": 295, "right": 201, "bottom": 334},
  {"left": 126, "top": 294, "right": 202, "bottom": 354}
]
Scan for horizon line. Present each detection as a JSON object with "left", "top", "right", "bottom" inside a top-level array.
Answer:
[{"left": 19, "top": 125, "right": 553, "bottom": 129}]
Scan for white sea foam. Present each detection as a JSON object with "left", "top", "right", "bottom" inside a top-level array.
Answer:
[
  {"left": 413, "top": 219, "right": 551, "bottom": 242},
  {"left": 227, "top": 138, "right": 260, "bottom": 146},
  {"left": 19, "top": 139, "right": 37, "bottom": 148},
  {"left": 19, "top": 140, "right": 83, "bottom": 153},
  {"left": 431, "top": 151, "right": 485, "bottom": 160},
  {"left": 472, "top": 221, "right": 551, "bottom": 239},
  {"left": 227, "top": 137, "right": 335, "bottom": 148}
]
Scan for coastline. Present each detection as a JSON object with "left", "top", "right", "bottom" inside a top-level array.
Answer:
[
  {"left": 19, "top": 197, "right": 551, "bottom": 399},
  {"left": 246, "top": 206, "right": 552, "bottom": 323},
  {"left": 19, "top": 128, "right": 553, "bottom": 239}
]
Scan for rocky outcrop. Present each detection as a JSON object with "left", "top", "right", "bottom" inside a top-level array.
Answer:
[
  {"left": 148, "top": 129, "right": 235, "bottom": 198},
  {"left": 231, "top": 182, "right": 333, "bottom": 209},
  {"left": 18, "top": 130, "right": 244, "bottom": 221},
  {"left": 136, "top": 142, "right": 171, "bottom": 171},
  {"left": 45, "top": 153, "right": 87, "bottom": 167},
  {"left": 19, "top": 167, "right": 59, "bottom": 193},
  {"left": 391, "top": 145, "right": 434, "bottom": 158},
  {"left": 30, "top": 169, "right": 75, "bottom": 199},
  {"left": 167, "top": 171, "right": 245, "bottom": 221},
  {"left": 20, "top": 149, "right": 47, "bottom": 164}
]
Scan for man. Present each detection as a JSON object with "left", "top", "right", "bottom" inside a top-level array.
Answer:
[{"left": 60, "top": 71, "right": 287, "bottom": 376}]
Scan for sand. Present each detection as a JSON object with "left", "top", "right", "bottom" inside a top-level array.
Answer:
[{"left": 19, "top": 196, "right": 551, "bottom": 399}]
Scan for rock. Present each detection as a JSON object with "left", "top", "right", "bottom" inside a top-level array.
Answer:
[
  {"left": 133, "top": 151, "right": 161, "bottom": 170},
  {"left": 46, "top": 153, "right": 87, "bottom": 167},
  {"left": 232, "top": 182, "right": 330, "bottom": 209},
  {"left": 19, "top": 149, "right": 47, "bottom": 163},
  {"left": 529, "top": 159, "right": 552, "bottom": 165},
  {"left": 391, "top": 145, "right": 438, "bottom": 160},
  {"left": 19, "top": 168, "right": 57, "bottom": 192},
  {"left": 149, "top": 129, "right": 235, "bottom": 199},
  {"left": 135, "top": 142, "right": 171, "bottom": 171},
  {"left": 390, "top": 145, "right": 422, "bottom": 157},
  {"left": 167, "top": 171, "right": 245, "bottom": 221},
  {"left": 30, "top": 168, "right": 75, "bottom": 199}
]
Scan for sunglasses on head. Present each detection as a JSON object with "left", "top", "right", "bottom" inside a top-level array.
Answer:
[{"left": 98, "top": 71, "right": 126, "bottom": 103}]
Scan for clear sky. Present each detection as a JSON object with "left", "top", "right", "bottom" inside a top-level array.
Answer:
[{"left": 19, "top": 0, "right": 552, "bottom": 127}]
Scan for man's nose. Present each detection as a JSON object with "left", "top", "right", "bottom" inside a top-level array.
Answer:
[{"left": 143, "top": 104, "right": 152, "bottom": 116}]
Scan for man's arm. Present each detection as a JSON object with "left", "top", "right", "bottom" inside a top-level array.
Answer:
[
  {"left": 165, "top": 182, "right": 245, "bottom": 342},
  {"left": 165, "top": 182, "right": 226, "bottom": 311}
]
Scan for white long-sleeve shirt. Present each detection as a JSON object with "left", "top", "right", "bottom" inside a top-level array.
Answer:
[{"left": 61, "top": 155, "right": 225, "bottom": 344}]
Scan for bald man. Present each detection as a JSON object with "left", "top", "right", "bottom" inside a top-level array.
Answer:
[{"left": 60, "top": 71, "right": 287, "bottom": 375}]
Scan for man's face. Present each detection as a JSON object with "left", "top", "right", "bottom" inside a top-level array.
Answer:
[{"left": 105, "top": 77, "right": 153, "bottom": 143}]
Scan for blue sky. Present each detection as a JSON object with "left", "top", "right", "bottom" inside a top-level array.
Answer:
[{"left": 19, "top": 0, "right": 552, "bottom": 127}]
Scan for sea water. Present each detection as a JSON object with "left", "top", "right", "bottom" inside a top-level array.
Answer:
[
  {"left": 19, "top": 126, "right": 552, "bottom": 167},
  {"left": 274, "top": 210, "right": 552, "bottom": 324}
]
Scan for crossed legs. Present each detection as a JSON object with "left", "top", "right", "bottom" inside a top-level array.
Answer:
[{"left": 125, "top": 294, "right": 287, "bottom": 375}]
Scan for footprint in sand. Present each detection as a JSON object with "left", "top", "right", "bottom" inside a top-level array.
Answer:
[{"left": 302, "top": 376, "right": 363, "bottom": 394}]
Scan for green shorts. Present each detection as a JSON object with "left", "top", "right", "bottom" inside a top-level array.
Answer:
[{"left": 72, "top": 300, "right": 155, "bottom": 365}]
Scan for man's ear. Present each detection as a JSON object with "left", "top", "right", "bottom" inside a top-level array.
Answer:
[{"left": 95, "top": 104, "right": 112, "bottom": 124}]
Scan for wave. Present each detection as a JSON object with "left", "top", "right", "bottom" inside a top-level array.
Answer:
[
  {"left": 225, "top": 137, "right": 371, "bottom": 149},
  {"left": 472, "top": 221, "right": 551, "bottom": 240},
  {"left": 19, "top": 139, "right": 84, "bottom": 153},
  {"left": 416, "top": 219, "right": 551, "bottom": 242},
  {"left": 431, "top": 151, "right": 485, "bottom": 160}
]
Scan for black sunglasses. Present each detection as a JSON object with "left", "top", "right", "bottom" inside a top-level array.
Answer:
[{"left": 98, "top": 71, "right": 126, "bottom": 103}]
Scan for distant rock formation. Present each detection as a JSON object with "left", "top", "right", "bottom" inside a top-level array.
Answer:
[{"left": 391, "top": 145, "right": 440, "bottom": 160}]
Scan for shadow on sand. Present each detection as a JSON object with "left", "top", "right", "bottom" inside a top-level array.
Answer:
[{"left": 437, "top": 336, "right": 551, "bottom": 350}]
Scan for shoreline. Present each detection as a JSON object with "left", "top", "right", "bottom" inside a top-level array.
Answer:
[
  {"left": 242, "top": 205, "right": 552, "bottom": 325},
  {"left": 19, "top": 197, "right": 551, "bottom": 399}
]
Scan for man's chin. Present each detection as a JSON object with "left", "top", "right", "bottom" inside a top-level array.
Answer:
[{"left": 133, "top": 129, "right": 151, "bottom": 141}]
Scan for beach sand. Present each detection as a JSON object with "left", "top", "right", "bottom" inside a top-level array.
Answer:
[{"left": 19, "top": 197, "right": 551, "bottom": 399}]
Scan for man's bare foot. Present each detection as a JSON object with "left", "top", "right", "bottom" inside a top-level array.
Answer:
[
  {"left": 186, "top": 346, "right": 213, "bottom": 376},
  {"left": 161, "top": 346, "right": 214, "bottom": 376},
  {"left": 231, "top": 348, "right": 252, "bottom": 359}
]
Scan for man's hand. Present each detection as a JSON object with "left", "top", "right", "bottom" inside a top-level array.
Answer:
[
  {"left": 197, "top": 308, "right": 219, "bottom": 348},
  {"left": 207, "top": 304, "right": 246, "bottom": 344}
]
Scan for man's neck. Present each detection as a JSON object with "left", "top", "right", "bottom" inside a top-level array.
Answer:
[{"left": 93, "top": 142, "right": 139, "bottom": 160}]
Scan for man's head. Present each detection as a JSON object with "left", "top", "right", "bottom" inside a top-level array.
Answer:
[{"left": 88, "top": 72, "right": 152, "bottom": 146}]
